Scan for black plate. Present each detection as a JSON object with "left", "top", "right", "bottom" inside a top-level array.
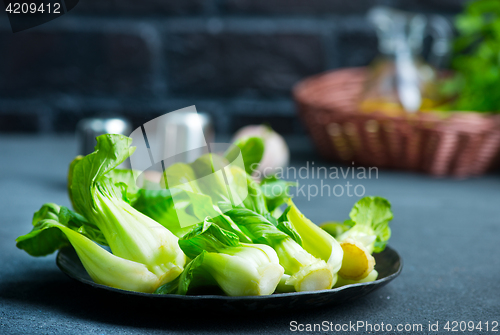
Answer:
[{"left": 56, "top": 246, "right": 402, "bottom": 312}]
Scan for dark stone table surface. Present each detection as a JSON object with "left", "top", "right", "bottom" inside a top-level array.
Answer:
[{"left": 1, "top": 135, "right": 499, "bottom": 334}]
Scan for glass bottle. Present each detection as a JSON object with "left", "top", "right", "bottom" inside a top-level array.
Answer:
[{"left": 359, "top": 6, "right": 452, "bottom": 116}]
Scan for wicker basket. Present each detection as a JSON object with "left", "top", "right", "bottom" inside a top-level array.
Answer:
[{"left": 293, "top": 68, "right": 500, "bottom": 177}]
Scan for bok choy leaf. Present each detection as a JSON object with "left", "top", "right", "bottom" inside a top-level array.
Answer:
[{"left": 157, "top": 220, "right": 284, "bottom": 296}]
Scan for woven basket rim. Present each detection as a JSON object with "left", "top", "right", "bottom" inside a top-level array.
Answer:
[{"left": 293, "top": 67, "right": 500, "bottom": 132}]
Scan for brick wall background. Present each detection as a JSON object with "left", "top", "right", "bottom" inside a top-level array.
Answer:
[{"left": 0, "top": 0, "right": 467, "bottom": 135}]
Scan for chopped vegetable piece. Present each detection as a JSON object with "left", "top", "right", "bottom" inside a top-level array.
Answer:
[
  {"left": 338, "top": 239, "right": 375, "bottom": 280},
  {"left": 158, "top": 220, "right": 284, "bottom": 296},
  {"left": 219, "top": 204, "right": 335, "bottom": 292}
]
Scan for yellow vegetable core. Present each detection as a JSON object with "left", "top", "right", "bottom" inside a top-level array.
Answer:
[{"left": 338, "top": 240, "right": 375, "bottom": 280}]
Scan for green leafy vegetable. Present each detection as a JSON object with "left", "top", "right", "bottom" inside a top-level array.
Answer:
[
  {"left": 241, "top": 174, "right": 268, "bottom": 216},
  {"left": 276, "top": 220, "right": 303, "bottom": 247},
  {"left": 320, "top": 196, "right": 393, "bottom": 283},
  {"left": 178, "top": 219, "right": 241, "bottom": 258},
  {"left": 283, "top": 200, "right": 343, "bottom": 278},
  {"left": 443, "top": 0, "right": 500, "bottom": 112},
  {"left": 18, "top": 130, "right": 395, "bottom": 296},
  {"left": 67, "top": 155, "right": 83, "bottom": 210},
  {"left": 17, "top": 203, "right": 165, "bottom": 293},
  {"left": 161, "top": 220, "right": 284, "bottom": 296},
  {"left": 260, "top": 176, "right": 296, "bottom": 213},
  {"left": 219, "top": 203, "right": 335, "bottom": 292},
  {"left": 189, "top": 154, "right": 231, "bottom": 204},
  {"left": 224, "top": 136, "right": 265, "bottom": 175},
  {"left": 162, "top": 162, "right": 202, "bottom": 193},
  {"left": 338, "top": 196, "right": 393, "bottom": 253},
  {"left": 107, "top": 169, "right": 141, "bottom": 205},
  {"left": 319, "top": 221, "right": 352, "bottom": 239},
  {"left": 68, "top": 134, "right": 186, "bottom": 290},
  {"left": 16, "top": 203, "right": 107, "bottom": 256},
  {"left": 132, "top": 188, "right": 197, "bottom": 238}
]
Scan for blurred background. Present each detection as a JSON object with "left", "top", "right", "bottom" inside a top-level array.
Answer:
[
  {"left": 0, "top": 0, "right": 468, "bottom": 136},
  {"left": 3, "top": 0, "right": 500, "bottom": 179}
]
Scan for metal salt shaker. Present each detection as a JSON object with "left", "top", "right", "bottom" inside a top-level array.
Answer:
[{"left": 158, "top": 111, "right": 214, "bottom": 164}]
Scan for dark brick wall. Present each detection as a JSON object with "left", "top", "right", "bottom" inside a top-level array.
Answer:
[
  {"left": 166, "top": 29, "right": 325, "bottom": 97},
  {"left": 0, "top": 0, "right": 467, "bottom": 135},
  {"left": 0, "top": 29, "right": 154, "bottom": 97}
]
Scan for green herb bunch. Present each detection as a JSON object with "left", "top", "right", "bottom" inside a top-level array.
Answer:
[{"left": 444, "top": 0, "right": 500, "bottom": 112}]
